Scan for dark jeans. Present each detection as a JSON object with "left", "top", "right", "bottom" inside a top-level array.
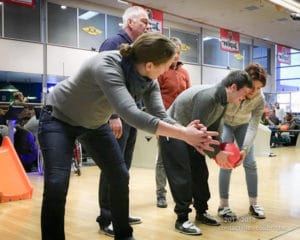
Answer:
[
  {"left": 38, "top": 106, "right": 132, "bottom": 240},
  {"left": 159, "top": 136, "right": 210, "bottom": 222},
  {"left": 98, "top": 119, "right": 137, "bottom": 225}
]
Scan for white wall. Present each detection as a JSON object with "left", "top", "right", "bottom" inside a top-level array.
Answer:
[
  {"left": 0, "top": 39, "right": 97, "bottom": 78},
  {"left": 47, "top": 45, "right": 97, "bottom": 77},
  {"left": 0, "top": 39, "right": 43, "bottom": 74}
]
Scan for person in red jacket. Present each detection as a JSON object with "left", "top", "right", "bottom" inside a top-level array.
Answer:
[{"left": 155, "top": 37, "right": 191, "bottom": 208}]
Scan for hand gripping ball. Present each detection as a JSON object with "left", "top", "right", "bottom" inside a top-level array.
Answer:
[{"left": 219, "top": 142, "right": 241, "bottom": 167}]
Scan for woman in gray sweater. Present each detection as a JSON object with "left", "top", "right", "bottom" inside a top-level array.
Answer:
[{"left": 38, "top": 33, "right": 219, "bottom": 240}]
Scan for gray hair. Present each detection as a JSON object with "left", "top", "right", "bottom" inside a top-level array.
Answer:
[
  {"left": 170, "top": 37, "right": 182, "bottom": 47},
  {"left": 122, "top": 6, "right": 147, "bottom": 29}
]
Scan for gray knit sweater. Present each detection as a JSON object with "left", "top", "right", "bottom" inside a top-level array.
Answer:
[
  {"left": 47, "top": 51, "right": 175, "bottom": 133},
  {"left": 167, "top": 83, "right": 227, "bottom": 158}
]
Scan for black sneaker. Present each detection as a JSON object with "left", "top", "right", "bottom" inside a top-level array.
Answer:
[
  {"left": 196, "top": 212, "right": 220, "bottom": 226},
  {"left": 175, "top": 220, "right": 202, "bottom": 235},
  {"left": 218, "top": 207, "right": 237, "bottom": 222},
  {"left": 157, "top": 197, "right": 168, "bottom": 208},
  {"left": 100, "top": 222, "right": 114, "bottom": 237},
  {"left": 129, "top": 216, "right": 142, "bottom": 225},
  {"left": 249, "top": 205, "right": 266, "bottom": 219}
]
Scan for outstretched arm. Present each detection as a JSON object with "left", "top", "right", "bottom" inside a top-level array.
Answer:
[{"left": 155, "top": 119, "right": 219, "bottom": 153}]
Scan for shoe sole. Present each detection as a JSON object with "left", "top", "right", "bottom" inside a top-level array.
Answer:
[
  {"left": 198, "top": 221, "right": 221, "bottom": 226},
  {"left": 175, "top": 228, "right": 202, "bottom": 235},
  {"left": 129, "top": 220, "right": 142, "bottom": 225},
  {"left": 157, "top": 204, "right": 168, "bottom": 208},
  {"left": 99, "top": 229, "right": 114, "bottom": 237},
  {"left": 249, "top": 213, "right": 266, "bottom": 219}
]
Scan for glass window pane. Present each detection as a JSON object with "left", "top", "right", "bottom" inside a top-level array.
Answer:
[
  {"left": 78, "top": 9, "right": 105, "bottom": 51},
  {"left": 47, "top": 3, "right": 77, "bottom": 47},
  {"left": 202, "top": 28, "right": 228, "bottom": 67},
  {"left": 291, "top": 92, "right": 300, "bottom": 112},
  {"left": 163, "top": 27, "right": 169, "bottom": 37},
  {"left": 171, "top": 29, "right": 199, "bottom": 64},
  {"left": 253, "top": 45, "right": 271, "bottom": 74},
  {"left": 4, "top": 1, "right": 40, "bottom": 41},
  {"left": 277, "top": 93, "right": 291, "bottom": 112},
  {"left": 276, "top": 49, "right": 300, "bottom": 92},
  {"left": 229, "top": 42, "right": 251, "bottom": 70},
  {"left": 107, "top": 15, "right": 122, "bottom": 39},
  {"left": 203, "top": 37, "right": 228, "bottom": 67}
]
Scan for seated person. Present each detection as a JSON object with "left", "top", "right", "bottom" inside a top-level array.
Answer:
[
  {"left": 275, "top": 113, "right": 298, "bottom": 146},
  {"left": 261, "top": 109, "right": 280, "bottom": 147},
  {"left": 282, "top": 112, "right": 297, "bottom": 130},
  {"left": 11, "top": 91, "right": 34, "bottom": 126},
  {"left": 261, "top": 109, "right": 280, "bottom": 128},
  {"left": 14, "top": 125, "right": 38, "bottom": 172},
  {"left": 0, "top": 108, "right": 6, "bottom": 125}
]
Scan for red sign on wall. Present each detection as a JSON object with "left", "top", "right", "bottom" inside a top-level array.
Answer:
[
  {"left": 277, "top": 45, "right": 291, "bottom": 65},
  {"left": 220, "top": 28, "right": 240, "bottom": 53},
  {"left": 146, "top": 8, "right": 163, "bottom": 33},
  {"left": 2, "top": 0, "right": 35, "bottom": 8}
]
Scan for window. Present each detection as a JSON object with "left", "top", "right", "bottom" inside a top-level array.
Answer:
[
  {"left": 277, "top": 93, "right": 291, "bottom": 112},
  {"left": 171, "top": 29, "right": 199, "bottom": 64},
  {"left": 203, "top": 36, "right": 228, "bottom": 67},
  {"left": 107, "top": 15, "right": 122, "bottom": 39},
  {"left": 253, "top": 45, "right": 271, "bottom": 74},
  {"left": 203, "top": 28, "right": 250, "bottom": 69},
  {"left": 276, "top": 49, "right": 300, "bottom": 92},
  {"left": 78, "top": 9, "right": 105, "bottom": 50},
  {"left": 291, "top": 92, "right": 300, "bottom": 112},
  {"left": 47, "top": 3, "right": 77, "bottom": 47},
  {"left": 162, "top": 27, "right": 170, "bottom": 37},
  {"left": 4, "top": 1, "right": 41, "bottom": 41},
  {"left": 229, "top": 42, "right": 251, "bottom": 69}
]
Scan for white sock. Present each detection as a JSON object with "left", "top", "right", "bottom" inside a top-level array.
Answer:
[
  {"left": 220, "top": 198, "right": 229, "bottom": 208},
  {"left": 249, "top": 197, "right": 257, "bottom": 206}
]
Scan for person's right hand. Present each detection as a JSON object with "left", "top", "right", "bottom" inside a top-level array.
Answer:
[
  {"left": 234, "top": 150, "right": 246, "bottom": 167},
  {"left": 109, "top": 118, "right": 123, "bottom": 139},
  {"left": 214, "top": 151, "right": 235, "bottom": 169}
]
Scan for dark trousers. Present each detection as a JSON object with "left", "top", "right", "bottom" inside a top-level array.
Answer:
[
  {"left": 159, "top": 136, "right": 210, "bottom": 221},
  {"left": 38, "top": 106, "right": 132, "bottom": 240},
  {"left": 98, "top": 119, "right": 137, "bottom": 225}
]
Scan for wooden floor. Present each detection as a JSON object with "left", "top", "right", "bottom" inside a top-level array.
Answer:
[{"left": 1, "top": 146, "right": 300, "bottom": 240}]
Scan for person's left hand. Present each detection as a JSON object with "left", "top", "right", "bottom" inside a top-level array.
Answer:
[
  {"left": 214, "top": 151, "right": 235, "bottom": 169},
  {"left": 185, "top": 120, "right": 219, "bottom": 153}
]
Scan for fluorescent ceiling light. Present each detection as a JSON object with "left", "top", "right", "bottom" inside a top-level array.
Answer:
[
  {"left": 79, "top": 11, "right": 99, "bottom": 20},
  {"left": 203, "top": 37, "right": 213, "bottom": 41},
  {"left": 268, "top": 0, "right": 300, "bottom": 13},
  {"left": 117, "top": 0, "right": 129, "bottom": 5}
]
